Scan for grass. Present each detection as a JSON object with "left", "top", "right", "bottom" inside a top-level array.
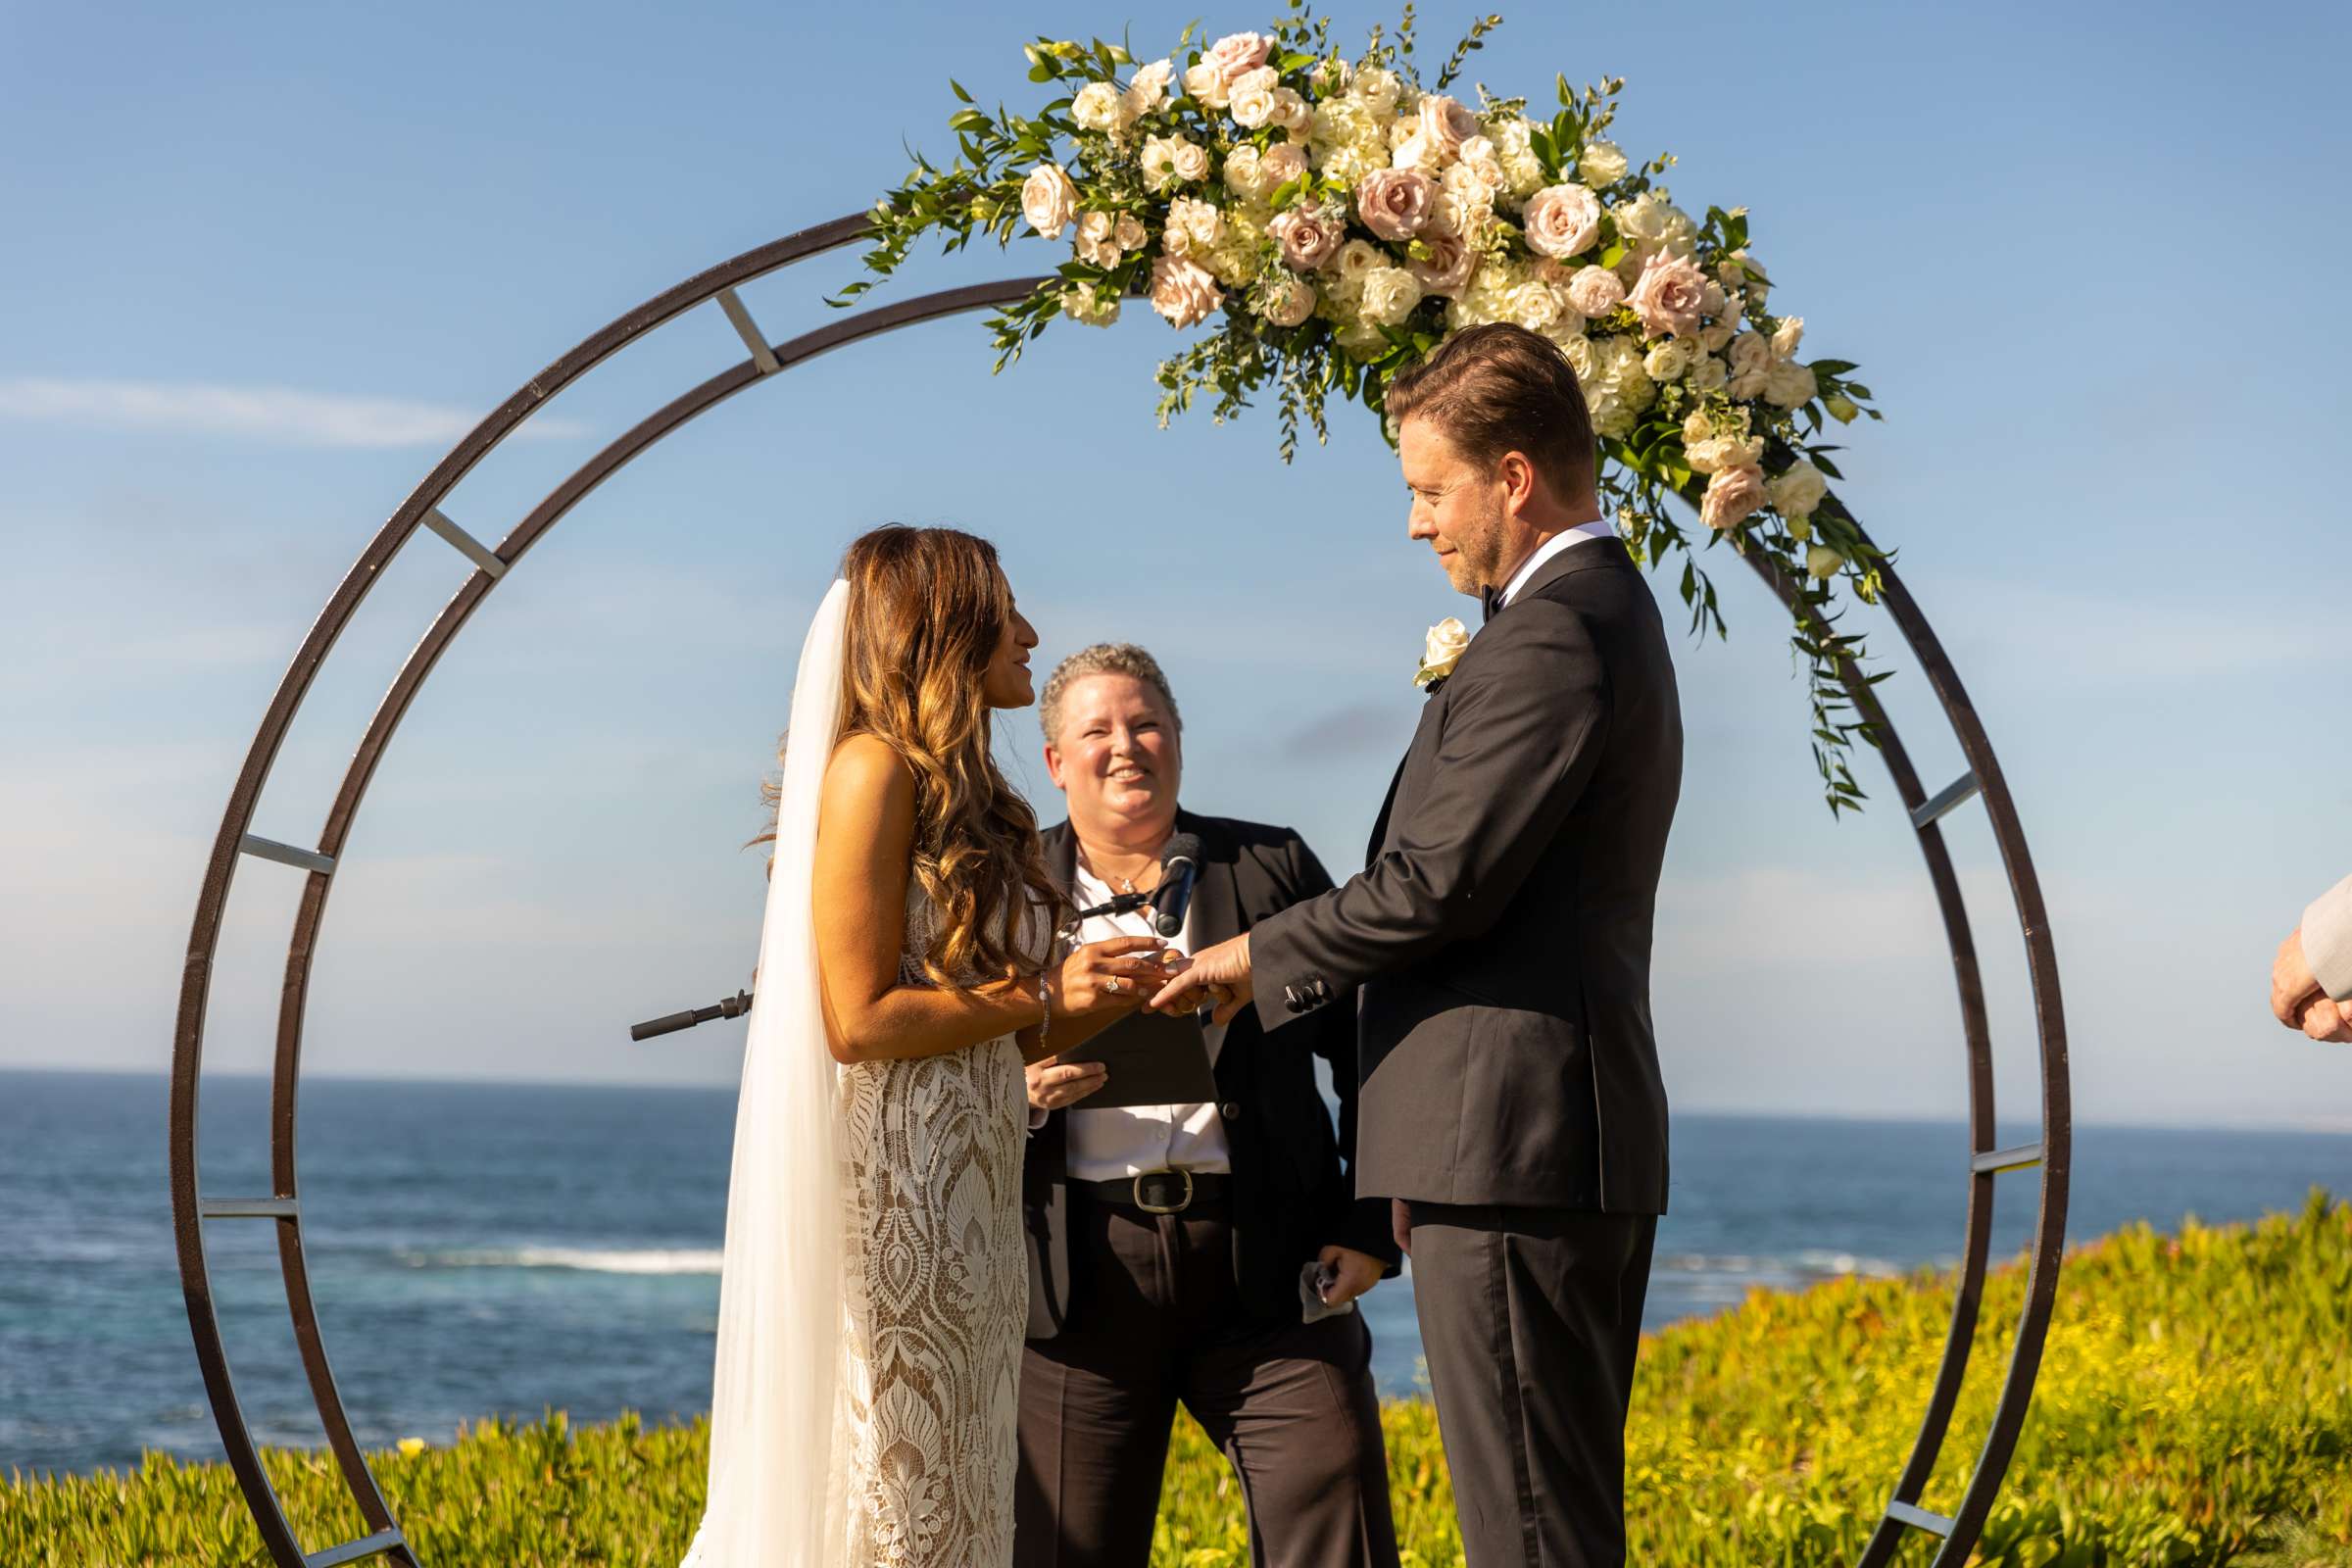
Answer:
[{"left": 8, "top": 1195, "right": 2349, "bottom": 1566}]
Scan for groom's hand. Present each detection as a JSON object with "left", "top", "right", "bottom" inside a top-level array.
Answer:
[{"left": 1148, "top": 932, "right": 1253, "bottom": 1024}]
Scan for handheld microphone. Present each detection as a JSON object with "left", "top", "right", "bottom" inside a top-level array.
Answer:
[{"left": 1152, "top": 832, "right": 1202, "bottom": 939}]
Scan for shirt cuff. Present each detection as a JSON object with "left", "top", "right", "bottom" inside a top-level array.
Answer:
[
  {"left": 1027, "top": 1104, "right": 1050, "bottom": 1132},
  {"left": 2302, "top": 873, "right": 2352, "bottom": 1003}
]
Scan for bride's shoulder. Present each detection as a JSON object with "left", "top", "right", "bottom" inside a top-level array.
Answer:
[{"left": 825, "top": 731, "right": 914, "bottom": 794}]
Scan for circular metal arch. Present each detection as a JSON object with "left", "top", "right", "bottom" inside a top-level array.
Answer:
[{"left": 167, "top": 214, "right": 2070, "bottom": 1568}]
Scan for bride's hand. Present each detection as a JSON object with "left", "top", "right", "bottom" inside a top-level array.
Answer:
[{"left": 1056, "top": 936, "right": 1179, "bottom": 1018}]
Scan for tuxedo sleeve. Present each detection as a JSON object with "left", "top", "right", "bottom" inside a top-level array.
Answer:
[
  {"left": 2304, "top": 873, "right": 2352, "bottom": 1003},
  {"left": 1250, "top": 600, "right": 1607, "bottom": 1032},
  {"left": 1280, "top": 833, "right": 1403, "bottom": 1272}
]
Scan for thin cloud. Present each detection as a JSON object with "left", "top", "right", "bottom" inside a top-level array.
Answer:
[{"left": 0, "top": 377, "right": 589, "bottom": 448}]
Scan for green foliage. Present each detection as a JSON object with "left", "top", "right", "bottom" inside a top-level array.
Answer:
[
  {"left": 18, "top": 1209, "right": 2345, "bottom": 1563},
  {"left": 830, "top": 5, "right": 1904, "bottom": 813}
]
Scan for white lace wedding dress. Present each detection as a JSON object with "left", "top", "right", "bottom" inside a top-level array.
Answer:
[
  {"left": 677, "top": 579, "right": 1031, "bottom": 1568},
  {"left": 834, "top": 881, "right": 1030, "bottom": 1565}
]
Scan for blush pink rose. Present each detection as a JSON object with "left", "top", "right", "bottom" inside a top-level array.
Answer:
[
  {"left": 1626, "top": 249, "right": 1710, "bottom": 339},
  {"left": 1355, "top": 168, "right": 1437, "bottom": 241},
  {"left": 1261, "top": 141, "right": 1308, "bottom": 190},
  {"left": 1150, "top": 253, "right": 1224, "bottom": 329},
  {"left": 1699, "top": 463, "right": 1768, "bottom": 531},
  {"left": 1202, "top": 31, "right": 1272, "bottom": 91},
  {"left": 1564, "top": 264, "right": 1626, "bottom": 318},
  {"left": 1416, "top": 94, "right": 1480, "bottom": 161},
  {"left": 1521, "top": 183, "right": 1602, "bottom": 260},
  {"left": 1270, "top": 204, "right": 1346, "bottom": 271},
  {"left": 1406, "top": 228, "right": 1479, "bottom": 296}
]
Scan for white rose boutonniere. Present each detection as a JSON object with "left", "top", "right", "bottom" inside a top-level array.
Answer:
[{"left": 1414, "top": 615, "right": 1470, "bottom": 693}]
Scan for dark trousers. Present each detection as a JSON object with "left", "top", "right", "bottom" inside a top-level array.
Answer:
[
  {"left": 1015, "top": 1192, "right": 1400, "bottom": 1568},
  {"left": 1407, "top": 1202, "right": 1657, "bottom": 1568}
]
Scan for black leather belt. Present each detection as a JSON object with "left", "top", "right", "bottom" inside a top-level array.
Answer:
[{"left": 1075, "top": 1169, "right": 1231, "bottom": 1215}]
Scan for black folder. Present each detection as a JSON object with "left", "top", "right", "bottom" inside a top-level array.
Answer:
[{"left": 1054, "top": 1008, "right": 1218, "bottom": 1108}]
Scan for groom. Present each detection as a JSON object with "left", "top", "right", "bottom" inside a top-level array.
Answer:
[{"left": 1153, "top": 322, "right": 1681, "bottom": 1567}]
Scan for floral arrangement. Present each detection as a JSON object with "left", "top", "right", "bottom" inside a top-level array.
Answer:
[{"left": 839, "top": 5, "right": 1889, "bottom": 810}]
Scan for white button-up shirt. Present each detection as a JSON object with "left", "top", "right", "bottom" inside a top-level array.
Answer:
[
  {"left": 1059, "top": 863, "right": 1230, "bottom": 1179},
  {"left": 1493, "top": 519, "right": 1616, "bottom": 612}
]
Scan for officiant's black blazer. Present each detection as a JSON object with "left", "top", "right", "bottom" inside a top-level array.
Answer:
[
  {"left": 1022, "top": 811, "right": 1399, "bottom": 1341},
  {"left": 1250, "top": 538, "right": 1682, "bottom": 1213}
]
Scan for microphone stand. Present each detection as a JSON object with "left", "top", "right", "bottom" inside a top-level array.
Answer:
[{"left": 628, "top": 891, "right": 1154, "bottom": 1042}]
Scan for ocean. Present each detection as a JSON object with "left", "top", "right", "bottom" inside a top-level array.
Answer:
[{"left": 4, "top": 1068, "right": 2345, "bottom": 1478}]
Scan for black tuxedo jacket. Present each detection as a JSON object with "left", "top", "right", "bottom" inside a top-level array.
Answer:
[
  {"left": 1250, "top": 538, "right": 1682, "bottom": 1213},
  {"left": 1022, "top": 810, "right": 1400, "bottom": 1341}
]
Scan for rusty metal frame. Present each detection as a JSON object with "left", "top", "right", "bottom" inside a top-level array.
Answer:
[{"left": 167, "top": 214, "right": 2068, "bottom": 1568}]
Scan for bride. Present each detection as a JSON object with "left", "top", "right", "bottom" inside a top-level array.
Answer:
[{"left": 682, "top": 524, "right": 1178, "bottom": 1567}]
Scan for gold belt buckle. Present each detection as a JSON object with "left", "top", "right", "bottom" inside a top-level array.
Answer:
[{"left": 1133, "top": 1168, "right": 1193, "bottom": 1215}]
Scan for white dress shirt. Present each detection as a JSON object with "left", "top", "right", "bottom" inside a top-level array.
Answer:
[
  {"left": 1058, "top": 863, "right": 1231, "bottom": 1179},
  {"left": 1493, "top": 519, "right": 1617, "bottom": 612}
]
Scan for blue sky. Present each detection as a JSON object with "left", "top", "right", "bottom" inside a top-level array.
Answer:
[{"left": 2, "top": 0, "right": 2347, "bottom": 1130}]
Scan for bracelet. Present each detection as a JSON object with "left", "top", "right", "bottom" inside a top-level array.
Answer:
[{"left": 1036, "top": 970, "right": 1054, "bottom": 1048}]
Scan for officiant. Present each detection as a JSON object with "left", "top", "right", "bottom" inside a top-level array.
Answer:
[{"left": 1015, "top": 642, "right": 1400, "bottom": 1568}]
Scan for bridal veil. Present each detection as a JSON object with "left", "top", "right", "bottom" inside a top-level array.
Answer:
[{"left": 681, "top": 577, "right": 853, "bottom": 1566}]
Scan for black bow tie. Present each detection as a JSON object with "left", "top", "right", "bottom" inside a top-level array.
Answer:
[{"left": 1480, "top": 583, "right": 1504, "bottom": 623}]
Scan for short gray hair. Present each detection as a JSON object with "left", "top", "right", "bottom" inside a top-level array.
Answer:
[{"left": 1039, "top": 642, "right": 1182, "bottom": 743}]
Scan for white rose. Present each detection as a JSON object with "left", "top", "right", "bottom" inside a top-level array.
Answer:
[
  {"left": 1358, "top": 265, "right": 1425, "bottom": 326},
  {"left": 1269, "top": 88, "right": 1309, "bottom": 133},
  {"left": 1764, "top": 358, "right": 1818, "bottom": 410},
  {"left": 1352, "top": 67, "right": 1403, "bottom": 117},
  {"left": 1229, "top": 65, "right": 1281, "bottom": 128},
  {"left": 1565, "top": 264, "right": 1627, "bottom": 318},
  {"left": 1114, "top": 213, "right": 1146, "bottom": 251},
  {"left": 1073, "top": 81, "right": 1127, "bottom": 133},
  {"left": 1223, "top": 144, "right": 1266, "bottom": 200},
  {"left": 1507, "top": 280, "right": 1562, "bottom": 331},
  {"left": 1769, "top": 462, "right": 1828, "bottom": 518},
  {"left": 1124, "top": 58, "right": 1174, "bottom": 119},
  {"left": 1183, "top": 61, "right": 1229, "bottom": 109},
  {"left": 1726, "top": 332, "right": 1774, "bottom": 399},
  {"left": 1020, "top": 164, "right": 1078, "bottom": 239},
  {"left": 1771, "top": 315, "right": 1806, "bottom": 362},
  {"left": 1168, "top": 195, "right": 1223, "bottom": 252},
  {"left": 1687, "top": 353, "right": 1729, "bottom": 394},
  {"left": 1699, "top": 292, "right": 1743, "bottom": 353},
  {"left": 1332, "top": 238, "right": 1384, "bottom": 289},
  {"left": 1643, "top": 339, "right": 1694, "bottom": 381},
  {"left": 1142, "top": 133, "right": 1206, "bottom": 192},
  {"left": 1149, "top": 252, "right": 1223, "bottom": 328},
  {"left": 1560, "top": 332, "right": 1598, "bottom": 382},
  {"left": 1060, "top": 281, "right": 1122, "bottom": 327},
  {"left": 1577, "top": 139, "right": 1629, "bottom": 185},
  {"left": 1416, "top": 615, "right": 1470, "bottom": 688},
  {"left": 1074, "top": 210, "right": 1119, "bottom": 267},
  {"left": 1260, "top": 273, "right": 1317, "bottom": 327},
  {"left": 1169, "top": 136, "right": 1210, "bottom": 184},
  {"left": 1522, "top": 183, "right": 1603, "bottom": 259},
  {"left": 1687, "top": 430, "right": 1765, "bottom": 475}
]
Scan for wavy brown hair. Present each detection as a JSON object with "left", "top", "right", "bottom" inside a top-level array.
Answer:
[{"left": 829, "top": 524, "right": 1058, "bottom": 989}]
